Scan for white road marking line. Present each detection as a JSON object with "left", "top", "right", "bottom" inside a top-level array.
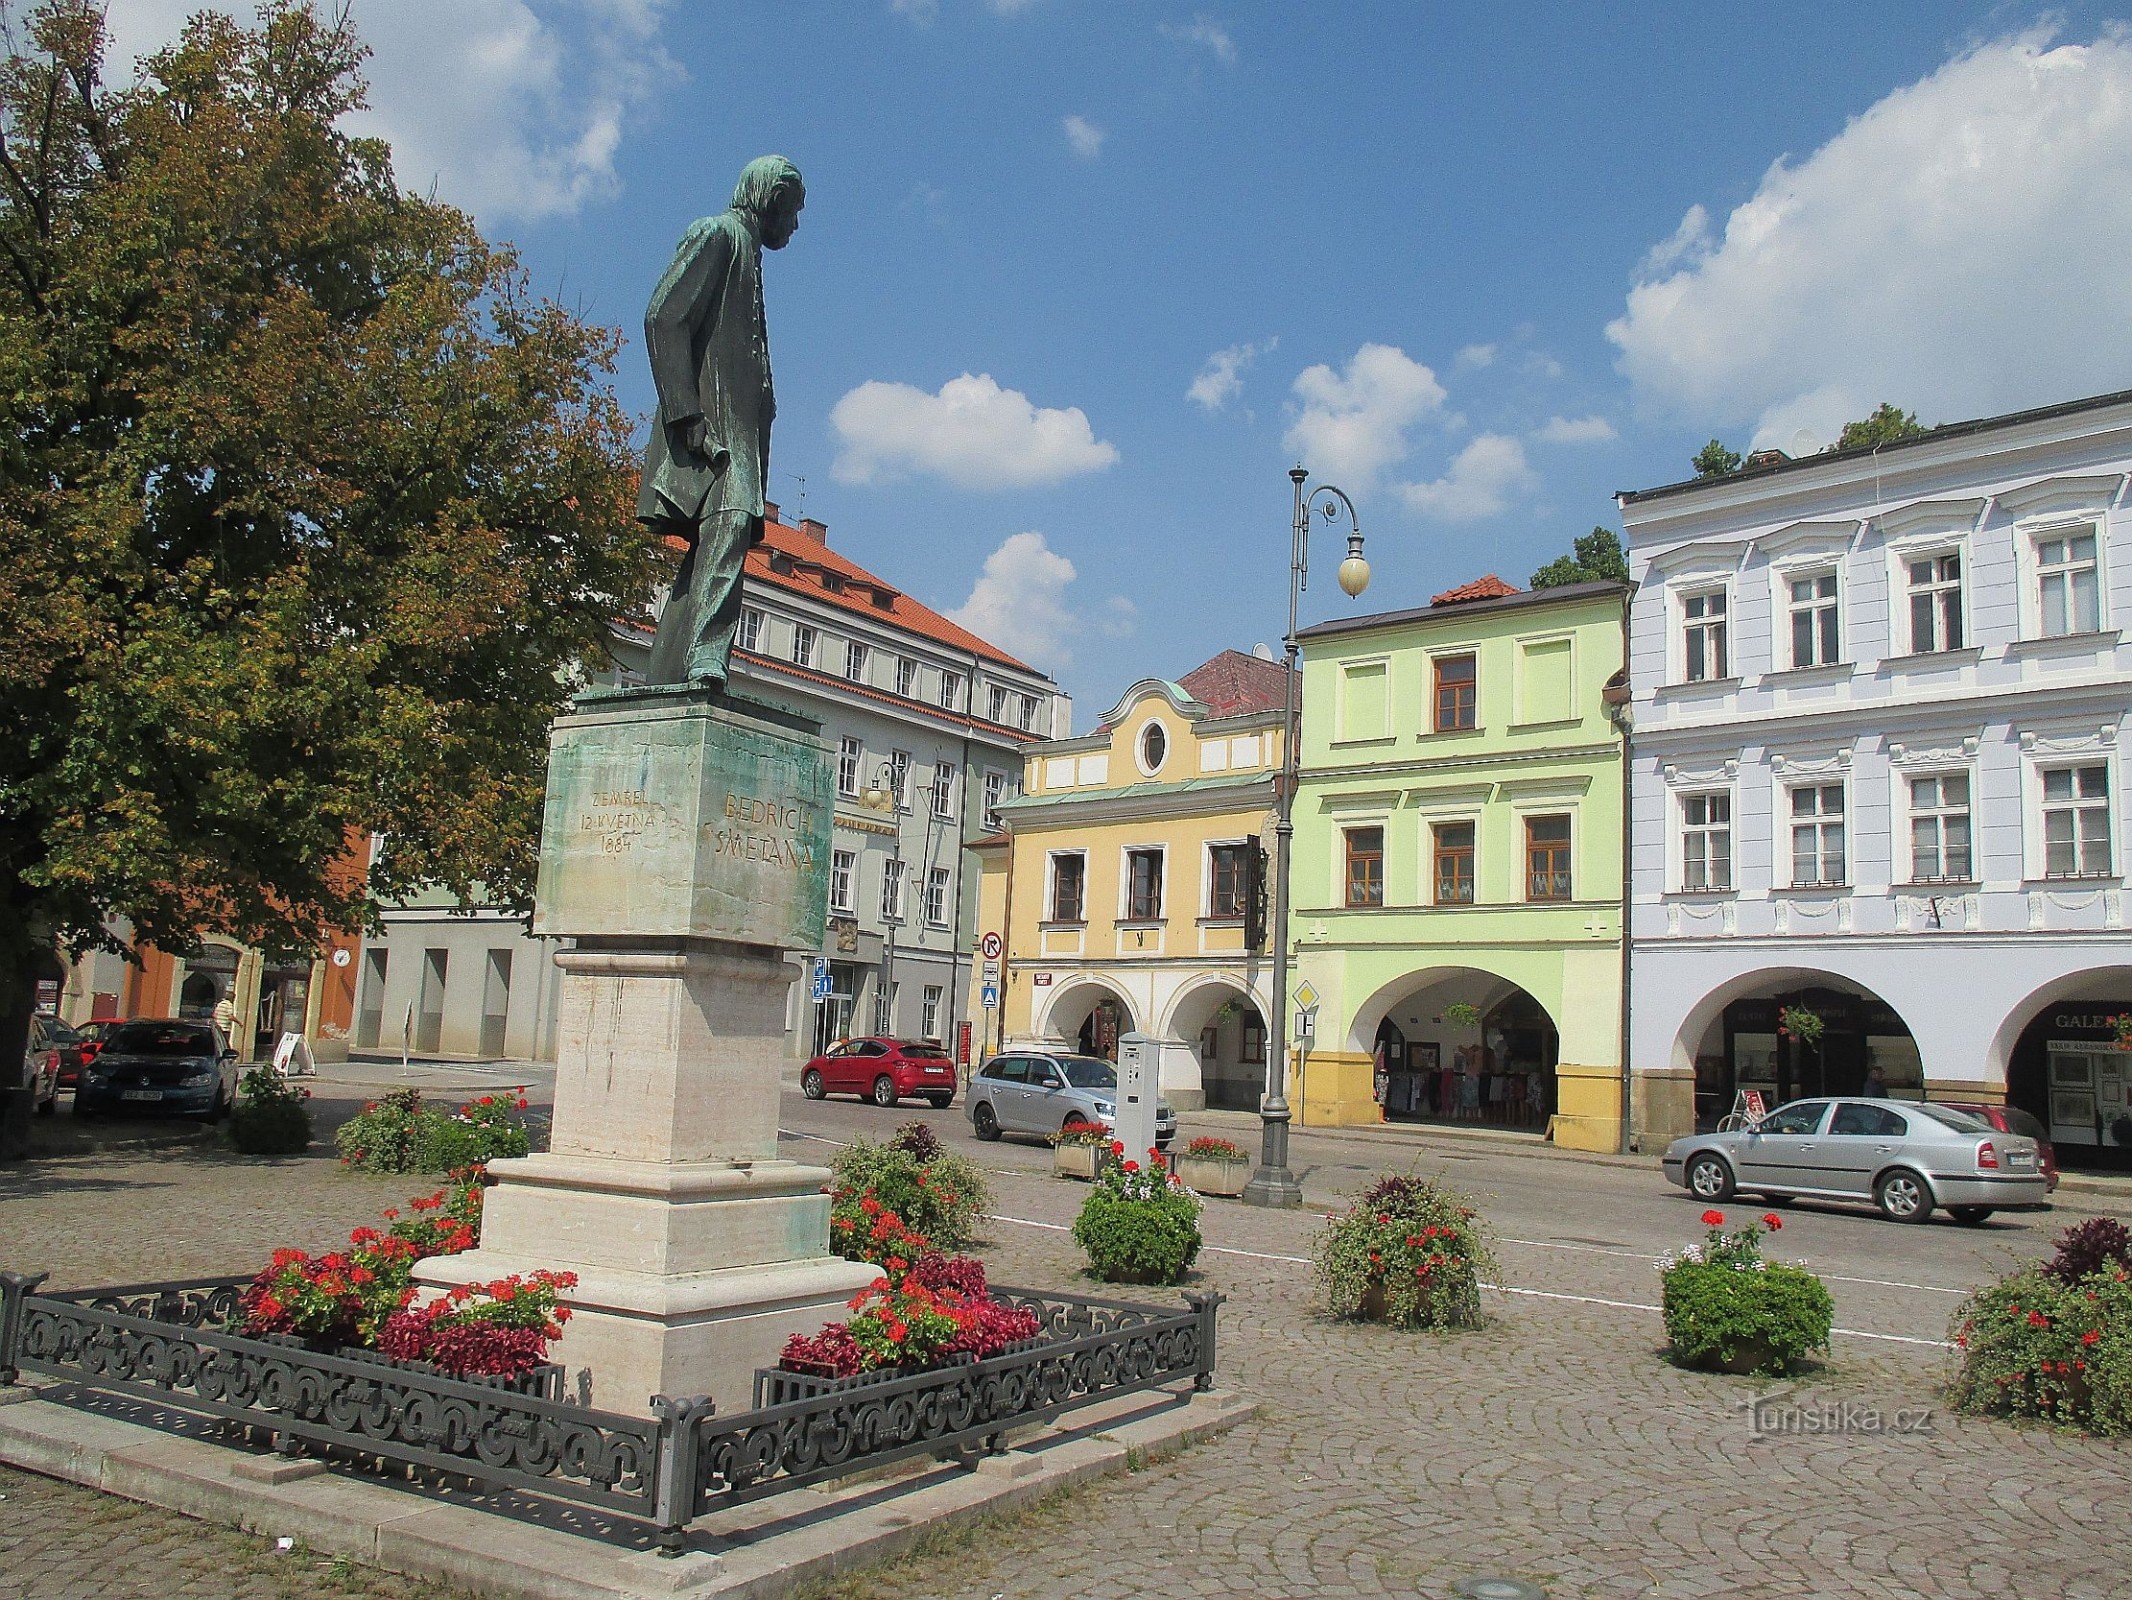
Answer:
[
  {"left": 980, "top": 1212, "right": 1952, "bottom": 1348},
  {"left": 1496, "top": 1235, "right": 1971, "bottom": 1296}
]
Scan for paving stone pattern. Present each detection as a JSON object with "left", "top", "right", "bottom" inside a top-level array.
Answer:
[{"left": 3, "top": 1122, "right": 2128, "bottom": 1599}]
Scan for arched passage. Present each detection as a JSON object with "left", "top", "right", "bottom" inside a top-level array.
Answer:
[
  {"left": 1351, "top": 967, "right": 1560, "bottom": 1130},
  {"left": 1989, "top": 966, "right": 2132, "bottom": 1171},
  {"left": 1038, "top": 979, "right": 1137, "bottom": 1062},
  {"left": 1163, "top": 977, "right": 1267, "bottom": 1112},
  {"left": 1673, "top": 967, "right": 1920, "bottom": 1131}
]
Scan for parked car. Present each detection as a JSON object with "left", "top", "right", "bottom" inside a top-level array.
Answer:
[
  {"left": 1942, "top": 1102, "right": 2060, "bottom": 1191},
  {"left": 21, "top": 1014, "right": 62, "bottom": 1116},
  {"left": 52, "top": 1017, "right": 115, "bottom": 1091},
  {"left": 800, "top": 1037, "right": 958, "bottom": 1109},
  {"left": 1662, "top": 1096, "right": 2050, "bottom": 1224},
  {"left": 73, "top": 1019, "right": 238, "bottom": 1120},
  {"left": 965, "top": 1051, "right": 1177, "bottom": 1149}
]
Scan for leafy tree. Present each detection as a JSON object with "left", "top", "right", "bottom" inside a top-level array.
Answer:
[
  {"left": 1837, "top": 403, "right": 1925, "bottom": 451},
  {"left": 0, "top": 3, "right": 661, "bottom": 1111},
  {"left": 1532, "top": 527, "right": 1629, "bottom": 588},
  {"left": 1692, "top": 439, "right": 1743, "bottom": 478}
]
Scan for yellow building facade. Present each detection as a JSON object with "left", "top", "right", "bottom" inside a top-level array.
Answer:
[{"left": 966, "top": 653, "right": 1288, "bottom": 1110}]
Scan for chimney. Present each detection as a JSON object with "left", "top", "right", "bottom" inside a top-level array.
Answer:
[
  {"left": 763, "top": 499, "right": 781, "bottom": 524},
  {"left": 797, "top": 517, "right": 829, "bottom": 547}
]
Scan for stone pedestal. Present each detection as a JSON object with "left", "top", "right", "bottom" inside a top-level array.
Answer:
[{"left": 420, "top": 688, "right": 874, "bottom": 1416}]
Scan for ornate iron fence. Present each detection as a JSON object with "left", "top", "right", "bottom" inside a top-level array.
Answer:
[{"left": 0, "top": 1271, "right": 1221, "bottom": 1555}]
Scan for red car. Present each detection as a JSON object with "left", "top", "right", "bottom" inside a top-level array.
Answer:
[
  {"left": 1945, "top": 1103, "right": 2060, "bottom": 1191},
  {"left": 801, "top": 1037, "right": 958, "bottom": 1109}
]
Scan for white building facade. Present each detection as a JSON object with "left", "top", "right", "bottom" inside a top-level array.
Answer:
[
  {"left": 358, "top": 506, "right": 1064, "bottom": 1064},
  {"left": 1622, "top": 390, "right": 2132, "bottom": 1170}
]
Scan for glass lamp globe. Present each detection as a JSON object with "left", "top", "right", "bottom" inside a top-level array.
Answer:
[{"left": 1337, "top": 553, "right": 1371, "bottom": 598}]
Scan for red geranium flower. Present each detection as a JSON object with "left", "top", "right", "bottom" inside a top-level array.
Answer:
[
  {"left": 1702, "top": 1210, "right": 1725, "bottom": 1226},
  {"left": 1762, "top": 1214, "right": 1782, "bottom": 1230}
]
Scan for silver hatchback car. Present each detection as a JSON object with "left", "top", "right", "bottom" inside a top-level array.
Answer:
[
  {"left": 966, "top": 1051, "right": 1177, "bottom": 1148},
  {"left": 1663, "top": 1097, "right": 2051, "bottom": 1225}
]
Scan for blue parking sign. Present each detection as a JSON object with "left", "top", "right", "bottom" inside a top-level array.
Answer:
[{"left": 809, "top": 957, "right": 831, "bottom": 1001}]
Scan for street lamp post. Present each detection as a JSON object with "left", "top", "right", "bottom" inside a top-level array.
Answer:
[{"left": 1242, "top": 464, "right": 1369, "bottom": 1209}]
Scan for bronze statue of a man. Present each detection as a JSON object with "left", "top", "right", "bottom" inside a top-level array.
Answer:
[{"left": 638, "top": 155, "right": 805, "bottom": 687}]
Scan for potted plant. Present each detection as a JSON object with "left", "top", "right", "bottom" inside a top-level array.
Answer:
[
  {"left": 1072, "top": 1145, "right": 1202, "bottom": 1284},
  {"left": 1175, "top": 1135, "right": 1253, "bottom": 1198},
  {"left": 1660, "top": 1210, "right": 1832, "bottom": 1377},
  {"left": 829, "top": 1128, "right": 990, "bottom": 1248},
  {"left": 1315, "top": 1175, "right": 1495, "bottom": 1328},
  {"left": 1948, "top": 1218, "right": 2132, "bottom": 1436},
  {"left": 1050, "top": 1119, "right": 1117, "bottom": 1180}
]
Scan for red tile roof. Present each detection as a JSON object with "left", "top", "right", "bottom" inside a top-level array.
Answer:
[
  {"left": 1177, "top": 649, "right": 1293, "bottom": 717},
  {"left": 1430, "top": 574, "right": 1522, "bottom": 606},
  {"left": 742, "top": 516, "right": 1039, "bottom": 675}
]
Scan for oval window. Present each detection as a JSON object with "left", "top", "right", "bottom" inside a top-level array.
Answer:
[{"left": 1139, "top": 722, "right": 1168, "bottom": 773}]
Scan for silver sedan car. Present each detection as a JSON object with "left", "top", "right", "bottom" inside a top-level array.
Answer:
[
  {"left": 966, "top": 1051, "right": 1177, "bottom": 1148},
  {"left": 1662, "top": 1097, "right": 2051, "bottom": 1225}
]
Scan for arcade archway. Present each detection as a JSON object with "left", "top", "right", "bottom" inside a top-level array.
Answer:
[
  {"left": 1165, "top": 979, "right": 1267, "bottom": 1112},
  {"left": 1357, "top": 968, "right": 1559, "bottom": 1131},
  {"left": 1039, "top": 979, "right": 1137, "bottom": 1062},
  {"left": 1673, "top": 969, "right": 1920, "bottom": 1132}
]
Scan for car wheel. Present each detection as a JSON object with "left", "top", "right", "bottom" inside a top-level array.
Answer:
[
  {"left": 1875, "top": 1169, "right": 1934, "bottom": 1224},
  {"left": 972, "top": 1101, "right": 1001, "bottom": 1141},
  {"left": 801, "top": 1068, "right": 826, "bottom": 1100},
  {"left": 871, "top": 1075, "right": 898, "bottom": 1109},
  {"left": 1949, "top": 1206, "right": 1994, "bottom": 1226},
  {"left": 926, "top": 1094, "right": 953, "bottom": 1110},
  {"left": 1685, "top": 1153, "right": 1735, "bottom": 1201}
]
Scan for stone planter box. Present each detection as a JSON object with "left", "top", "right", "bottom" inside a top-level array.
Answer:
[
  {"left": 1053, "top": 1143, "right": 1115, "bottom": 1181},
  {"left": 1175, "top": 1154, "right": 1251, "bottom": 1197}
]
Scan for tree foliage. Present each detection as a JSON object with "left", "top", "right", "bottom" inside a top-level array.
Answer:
[
  {"left": 0, "top": 2, "right": 660, "bottom": 1008},
  {"left": 1531, "top": 526, "right": 1629, "bottom": 588},
  {"left": 1691, "top": 439, "right": 1742, "bottom": 478},
  {"left": 1837, "top": 403, "right": 1925, "bottom": 451}
]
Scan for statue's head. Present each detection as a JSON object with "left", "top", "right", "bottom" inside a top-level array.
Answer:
[{"left": 732, "top": 155, "right": 805, "bottom": 250}]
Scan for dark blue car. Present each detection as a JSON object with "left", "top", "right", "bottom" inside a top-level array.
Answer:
[{"left": 74, "top": 1019, "right": 238, "bottom": 1120}]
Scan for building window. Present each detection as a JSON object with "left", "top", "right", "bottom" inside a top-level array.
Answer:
[
  {"left": 880, "top": 858, "right": 905, "bottom": 924},
  {"left": 924, "top": 866, "right": 950, "bottom": 928},
  {"left": 1344, "top": 825, "right": 1385, "bottom": 908},
  {"left": 2042, "top": 764, "right": 2111, "bottom": 878},
  {"left": 1680, "top": 588, "right": 1728, "bottom": 682},
  {"left": 1786, "top": 568, "right": 1840, "bottom": 668},
  {"left": 930, "top": 760, "right": 954, "bottom": 818},
  {"left": 940, "top": 670, "right": 963, "bottom": 711},
  {"left": 1906, "top": 552, "right": 1963, "bottom": 653},
  {"left": 1908, "top": 773, "right": 1972, "bottom": 883},
  {"left": 2036, "top": 527, "right": 2101, "bottom": 636},
  {"left": 1433, "top": 821, "right": 1475, "bottom": 905},
  {"left": 894, "top": 657, "right": 917, "bottom": 697},
  {"left": 1125, "top": 848, "right": 1163, "bottom": 921},
  {"left": 1208, "top": 843, "right": 1248, "bottom": 918},
  {"left": 982, "top": 771, "right": 1008, "bottom": 829},
  {"left": 1433, "top": 655, "right": 1477, "bottom": 732},
  {"left": 1050, "top": 853, "right": 1086, "bottom": 923},
  {"left": 837, "top": 736, "right": 861, "bottom": 799},
  {"left": 844, "top": 640, "right": 869, "bottom": 682},
  {"left": 921, "top": 984, "right": 944, "bottom": 1040},
  {"left": 987, "top": 684, "right": 1010, "bottom": 723},
  {"left": 1240, "top": 1016, "right": 1266, "bottom": 1064},
  {"left": 790, "top": 623, "right": 816, "bottom": 669},
  {"left": 1523, "top": 815, "right": 1571, "bottom": 901},
  {"left": 737, "top": 607, "right": 763, "bottom": 652},
  {"left": 1789, "top": 784, "right": 1847, "bottom": 886},
  {"left": 1018, "top": 693, "right": 1038, "bottom": 732},
  {"left": 829, "top": 849, "right": 855, "bottom": 914},
  {"left": 1139, "top": 722, "right": 1168, "bottom": 773},
  {"left": 890, "top": 749, "right": 911, "bottom": 811},
  {"left": 1680, "top": 792, "right": 1732, "bottom": 891}
]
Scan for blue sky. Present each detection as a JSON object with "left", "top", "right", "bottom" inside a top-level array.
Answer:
[{"left": 106, "top": 2, "right": 2132, "bottom": 717}]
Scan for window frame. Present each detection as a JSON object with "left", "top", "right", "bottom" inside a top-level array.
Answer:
[
  {"left": 791, "top": 622, "right": 816, "bottom": 669},
  {"left": 737, "top": 606, "right": 764, "bottom": 653},
  {"left": 836, "top": 736, "right": 862, "bottom": 800},
  {"left": 1121, "top": 845, "right": 1166, "bottom": 923},
  {"left": 1677, "top": 790, "right": 1734, "bottom": 892},
  {"left": 923, "top": 865, "right": 951, "bottom": 929},
  {"left": 879, "top": 857, "right": 905, "bottom": 924},
  {"left": 1343, "top": 823, "right": 1387, "bottom": 908},
  {"left": 1902, "top": 548, "right": 1966, "bottom": 655},
  {"left": 1523, "top": 813, "right": 1573, "bottom": 902},
  {"left": 1676, "top": 582, "right": 1731, "bottom": 684},
  {"left": 828, "top": 848, "right": 856, "bottom": 915},
  {"left": 1431, "top": 653, "right": 1478, "bottom": 734},
  {"left": 1785, "top": 780, "right": 1849, "bottom": 889},
  {"left": 1047, "top": 850, "right": 1087, "bottom": 924},
  {"left": 1430, "top": 818, "right": 1478, "bottom": 906},
  {"left": 1904, "top": 770, "right": 1975, "bottom": 885},
  {"left": 1780, "top": 563, "right": 1843, "bottom": 670},
  {"left": 894, "top": 657, "right": 918, "bottom": 698},
  {"left": 982, "top": 771, "right": 1009, "bottom": 830},
  {"left": 939, "top": 669, "right": 963, "bottom": 711},
  {"left": 2019, "top": 519, "right": 2107, "bottom": 640},
  {"left": 1205, "top": 840, "right": 1249, "bottom": 920},
  {"left": 2037, "top": 760, "right": 2115, "bottom": 881},
  {"left": 844, "top": 639, "right": 870, "bottom": 683},
  {"left": 930, "top": 760, "right": 955, "bottom": 819}
]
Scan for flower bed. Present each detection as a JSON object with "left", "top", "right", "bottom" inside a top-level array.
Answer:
[
  {"left": 1660, "top": 1210, "right": 1832, "bottom": 1377},
  {"left": 1175, "top": 1136, "right": 1252, "bottom": 1198},
  {"left": 1315, "top": 1175, "right": 1494, "bottom": 1329},
  {"left": 1948, "top": 1218, "right": 2132, "bottom": 1434},
  {"left": 828, "top": 1125, "right": 989, "bottom": 1252},
  {"left": 777, "top": 1249, "right": 1041, "bottom": 1395},
  {"left": 1072, "top": 1144, "right": 1202, "bottom": 1284},
  {"left": 335, "top": 1088, "right": 534, "bottom": 1175},
  {"left": 1051, "top": 1120, "right": 1117, "bottom": 1180}
]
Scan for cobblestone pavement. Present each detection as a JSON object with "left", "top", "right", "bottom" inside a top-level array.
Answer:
[{"left": 2, "top": 1077, "right": 2128, "bottom": 1600}]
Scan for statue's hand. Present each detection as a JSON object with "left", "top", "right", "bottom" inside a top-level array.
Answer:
[{"left": 667, "top": 415, "right": 709, "bottom": 461}]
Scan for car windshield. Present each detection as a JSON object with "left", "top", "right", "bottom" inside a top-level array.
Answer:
[
  {"left": 107, "top": 1022, "right": 215, "bottom": 1056},
  {"left": 1910, "top": 1104, "right": 1992, "bottom": 1134},
  {"left": 902, "top": 1043, "right": 949, "bottom": 1059},
  {"left": 1059, "top": 1057, "right": 1116, "bottom": 1090}
]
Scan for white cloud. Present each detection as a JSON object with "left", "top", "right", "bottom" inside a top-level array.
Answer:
[
  {"left": 830, "top": 373, "right": 1119, "bottom": 490},
  {"left": 947, "top": 532, "right": 1126, "bottom": 671},
  {"left": 1394, "top": 434, "right": 1536, "bottom": 522},
  {"left": 1160, "top": 14, "right": 1238, "bottom": 65},
  {"left": 1063, "top": 114, "right": 1106, "bottom": 159},
  {"left": 1282, "top": 344, "right": 1447, "bottom": 485},
  {"left": 1187, "top": 337, "right": 1275, "bottom": 412},
  {"left": 1533, "top": 414, "right": 1618, "bottom": 445},
  {"left": 101, "top": 0, "right": 672, "bottom": 225},
  {"left": 1609, "top": 28, "right": 2132, "bottom": 448},
  {"left": 1455, "top": 343, "right": 1498, "bottom": 369},
  {"left": 1636, "top": 203, "right": 1710, "bottom": 281}
]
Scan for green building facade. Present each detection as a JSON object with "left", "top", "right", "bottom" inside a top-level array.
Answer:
[{"left": 1288, "top": 579, "right": 1630, "bottom": 1152}]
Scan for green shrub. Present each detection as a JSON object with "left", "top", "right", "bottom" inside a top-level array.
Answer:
[
  {"left": 227, "top": 1069, "right": 314, "bottom": 1156},
  {"left": 1072, "top": 1152, "right": 1201, "bottom": 1284},
  {"left": 1315, "top": 1175, "right": 1494, "bottom": 1329},
  {"left": 830, "top": 1137, "right": 989, "bottom": 1253},
  {"left": 1660, "top": 1210, "right": 1832, "bottom": 1377},
  {"left": 1949, "top": 1248, "right": 2132, "bottom": 1435},
  {"left": 336, "top": 1088, "right": 531, "bottom": 1175}
]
